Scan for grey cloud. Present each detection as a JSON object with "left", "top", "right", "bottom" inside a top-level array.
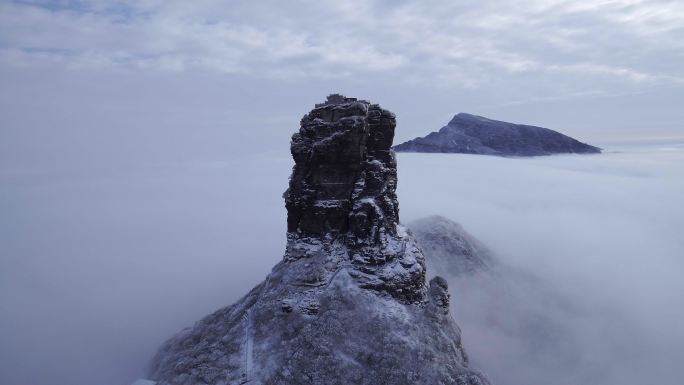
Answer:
[{"left": 2, "top": 0, "right": 683, "bottom": 85}]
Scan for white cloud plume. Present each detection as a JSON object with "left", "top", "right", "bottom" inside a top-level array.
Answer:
[{"left": 1, "top": 0, "right": 682, "bottom": 87}]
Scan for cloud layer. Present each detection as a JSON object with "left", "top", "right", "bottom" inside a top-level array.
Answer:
[
  {"left": 2, "top": 0, "right": 683, "bottom": 86},
  {"left": 1, "top": 144, "right": 683, "bottom": 385},
  {"left": 3, "top": 0, "right": 684, "bottom": 145},
  {"left": 397, "top": 146, "right": 684, "bottom": 385}
]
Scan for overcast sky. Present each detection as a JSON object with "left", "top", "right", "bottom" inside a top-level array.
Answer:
[{"left": 1, "top": 0, "right": 684, "bottom": 167}]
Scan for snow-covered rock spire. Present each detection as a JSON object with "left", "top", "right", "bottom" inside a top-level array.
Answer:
[{"left": 147, "top": 95, "right": 491, "bottom": 385}]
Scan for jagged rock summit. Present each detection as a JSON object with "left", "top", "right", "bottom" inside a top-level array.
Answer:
[
  {"left": 394, "top": 113, "right": 601, "bottom": 156},
  {"left": 148, "top": 95, "right": 490, "bottom": 385}
]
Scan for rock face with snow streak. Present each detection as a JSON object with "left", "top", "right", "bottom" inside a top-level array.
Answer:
[
  {"left": 148, "top": 95, "right": 490, "bottom": 385},
  {"left": 394, "top": 113, "right": 601, "bottom": 156}
]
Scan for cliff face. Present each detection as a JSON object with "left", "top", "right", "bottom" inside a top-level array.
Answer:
[
  {"left": 284, "top": 95, "right": 423, "bottom": 302},
  {"left": 148, "top": 95, "right": 490, "bottom": 385},
  {"left": 394, "top": 113, "right": 601, "bottom": 156},
  {"left": 286, "top": 94, "right": 399, "bottom": 240}
]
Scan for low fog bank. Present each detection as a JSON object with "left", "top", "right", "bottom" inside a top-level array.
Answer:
[
  {"left": 397, "top": 143, "right": 684, "bottom": 385},
  {"left": 0, "top": 156, "right": 292, "bottom": 385},
  {"left": 1, "top": 142, "right": 683, "bottom": 385}
]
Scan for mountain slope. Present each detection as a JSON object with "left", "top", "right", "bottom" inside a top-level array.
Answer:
[
  {"left": 408, "top": 215, "right": 595, "bottom": 385},
  {"left": 394, "top": 113, "right": 601, "bottom": 156},
  {"left": 409, "top": 215, "right": 494, "bottom": 277},
  {"left": 147, "top": 95, "right": 491, "bottom": 385}
]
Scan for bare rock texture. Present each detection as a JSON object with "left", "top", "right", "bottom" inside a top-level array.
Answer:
[
  {"left": 394, "top": 113, "right": 601, "bottom": 156},
  {"left": 148, "top": 95, "right": 491, "bottom": 385}
]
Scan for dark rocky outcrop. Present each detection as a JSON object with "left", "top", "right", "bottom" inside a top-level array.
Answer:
[
  {"left": 394, "top": 113, "right": 601, "bottom": 156},
  {"left": 147, "top": 95, "right": 491, "bottom": 385}
]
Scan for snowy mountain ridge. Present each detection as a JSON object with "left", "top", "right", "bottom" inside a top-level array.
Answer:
[{"left": 394, "top": 113, "right": 601, "bottom": 156}]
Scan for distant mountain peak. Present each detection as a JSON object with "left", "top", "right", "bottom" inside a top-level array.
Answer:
[
  {"left": 451, "top": 112, "right": 492, "bottom": 121},
  {"left": 395, "top": 113, "right": 601, "bottom": 156}
]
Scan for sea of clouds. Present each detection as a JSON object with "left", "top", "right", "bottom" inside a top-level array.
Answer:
[
  {"left": 1, "top": 143, "right": 683, "bottom": 385},
  {"left": 398, "top": 145, "right": 684, "bottom": 385}
]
